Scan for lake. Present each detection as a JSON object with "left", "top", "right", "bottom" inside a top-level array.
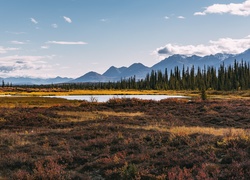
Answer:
[{"left": 47, "top": 95, "right": 188, "bottom": 102}]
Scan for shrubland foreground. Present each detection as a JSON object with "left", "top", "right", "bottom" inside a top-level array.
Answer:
[{"left": 0, "top": 97, "right": 250, "bottom": 179}]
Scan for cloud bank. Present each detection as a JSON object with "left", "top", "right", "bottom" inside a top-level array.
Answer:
[
  {"left": 194, "top": 0, "right": 250, "bottom": 16},
  {"left": 0, "top": 55, "right": 54, "bottom": 77},
  {"left": 155, "top": 35, "right": 250, "bottom": 58}
]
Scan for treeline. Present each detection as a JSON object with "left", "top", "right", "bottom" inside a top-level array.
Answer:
[{"left": 23, "top": 60, "right": 250, "bottom": 91}]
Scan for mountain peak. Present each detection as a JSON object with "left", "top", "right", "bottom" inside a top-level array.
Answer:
[
  {"left": 128, "top": 63, "right": 147, "bottom": 69},
  {"left": 103, "top": 66, "right": 124, "bottom": 77},
  {"left": 170, "top": 54, "right": 187, "bottom": 59},
  {"left": 214, "top": 53, "right": 233, "bottom": 61},
  {"left": 71, "top": 71, "right": 107, "bottom": 83},
  {"left": 85, "top": 71, "right": 101, "bottom": 75},
  {"left": 241, "top": 48, "right": 250, "bottom": 55}
]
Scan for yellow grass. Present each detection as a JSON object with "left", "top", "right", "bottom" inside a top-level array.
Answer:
[
  {"left": 0, "top": 88, "right": 190, "bottom": 96},
  {"left": 0, "top": 87, "right": 250, "bottom": 99},
  {"left": 168, "top": 126, "right": 250, "bottom": 138},
  {"left": 56, "top": 111, "right": 102, "bottom": 122},
  {"left": 100, "top": 111, "right": 144, "bottom": 117},
  {"left": 56, "top": 111, "right": 145, "bottom": 122},
  {"left": 0, "top": 96, "right": 80, "bottom": 108},
  {"left": 0, "top": 132, "right": 30, "bottom": 147},
  {"left": 124, "top": 125, "right": 250, "bottom": 139},
  {"left": 0, "top": 117, "right": 6, "bottom": 122}
]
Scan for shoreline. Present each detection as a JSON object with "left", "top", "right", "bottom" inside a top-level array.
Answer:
[{"left": 0, "top": 88, "right": 249, "bottom": 99}]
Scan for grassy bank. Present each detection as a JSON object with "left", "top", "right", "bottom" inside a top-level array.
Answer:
[
  {"left": 0, "top": 87, "right": 250, "bottom": 99},
  {"left": 0, "top": 96, "right": 81, "bottom": 108}
]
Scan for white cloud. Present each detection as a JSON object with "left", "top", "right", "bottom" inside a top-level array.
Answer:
[
  {"left": 164, "top": 16, "right": 170, "bottom": 20},
  {"left": 194, "top": 12, "right": 206, "bottom": 16},
  {"left": 177, "top": 16, "right": 185, "bottom": 19},
  {"left": 0, "top": 46, "right": 19, "bottom": 54},
  {"left": 47, "top": 41, "right": 87, "bottom": 45},
  {"left": 154, "top": 35, "right": 250, "bottom": 58},
  {"left": 41, "top": 45, "right": 49, "bottom": 49},
  {"left": 51, "top": 24, "right": 58, "bottom": 28},
  {"left": 30, "top": 18, "right": 38, "bottom": 24},
  {"left": 63, "top": 16, "right": 72, "bottom": 23},
  {"left": 194, "top": 0, "right": 250, "bottom": 16},
  {"left": 10, "top": 41, "right": 26, "bottom": 45},
  {"left": 0, "top": 55, "right": 50, "bottom": 62}
]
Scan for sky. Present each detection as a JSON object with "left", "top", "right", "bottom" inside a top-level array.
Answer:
[{"left": 1, "top": 0, "right": 250, "bottom": 78}]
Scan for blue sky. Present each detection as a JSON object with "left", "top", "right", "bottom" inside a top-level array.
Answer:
[{"left": 1, "top": 0, "right": 250, "bottom": 78}]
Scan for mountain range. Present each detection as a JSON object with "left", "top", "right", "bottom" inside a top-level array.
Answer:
[
  {"left": 2, "top": 49, "right": 250, "bottom": 85},
  {"left": 71, "top": 49, "right": 250, "bottom": 83}
]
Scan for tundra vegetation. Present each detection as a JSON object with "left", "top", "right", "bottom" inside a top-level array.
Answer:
[{"left": 0, "top": 96, "right": 250, "bottom": 179}]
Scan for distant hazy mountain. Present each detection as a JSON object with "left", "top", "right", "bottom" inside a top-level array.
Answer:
[
  {"left": 70, "top": 71, "right": 109, "bottom": 83},
  {"left": 119, "top": 63, "right": 150, "bottom": 79},
  {"left": 103, "top": 66, "right": 126, "bottom": 77},
  {"left": 151, "top": 54, "right": 188, "bottom": 73},
  {"left": 2, "top": 76, "right": 73, "bottom": 85},
  {"left": 2, "top": 49, "right": 250, "bottom": 85},
  {"left": 223, "top": 49, "right": 250, "bottom": 65},
  {"left": 102, "top": 63, "right": 149, "bottom": 80}
]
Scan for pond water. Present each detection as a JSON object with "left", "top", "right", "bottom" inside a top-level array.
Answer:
[{"left": 47, "top": 95, "right": 188, "bottom": 102}]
